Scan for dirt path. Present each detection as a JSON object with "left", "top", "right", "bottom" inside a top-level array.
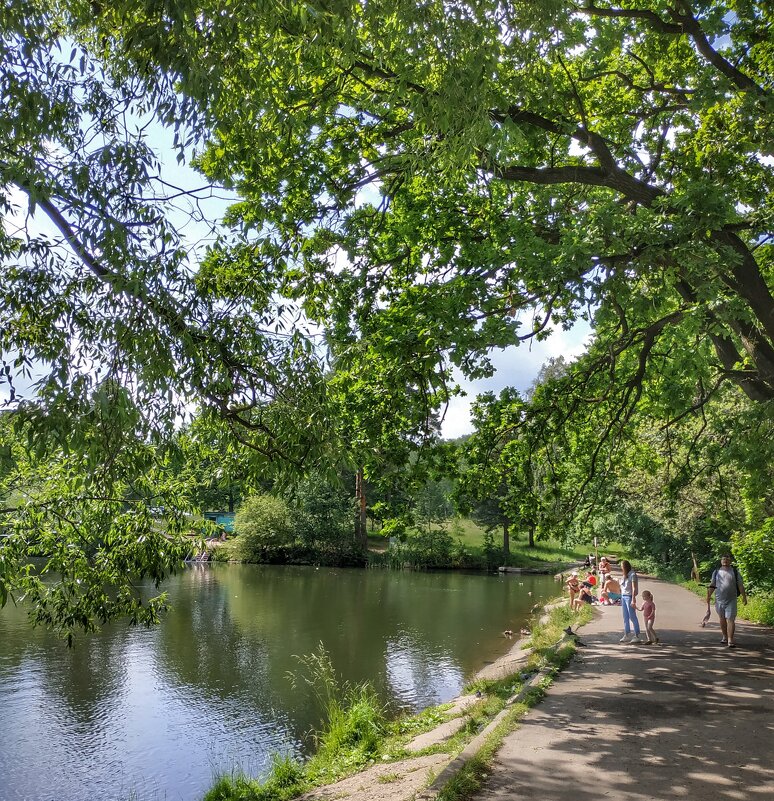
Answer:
[{"left": 473, "top": 576, "right": 774, "bottom": 801}]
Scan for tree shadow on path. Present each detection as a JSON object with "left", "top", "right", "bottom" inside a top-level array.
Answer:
[{"left": 478, "top": 599, "right": 774, "bottom": 801}]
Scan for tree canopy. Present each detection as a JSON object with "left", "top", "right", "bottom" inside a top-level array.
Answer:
[{"left": 1, "top": 0, "right": 772, "bottom": 634}]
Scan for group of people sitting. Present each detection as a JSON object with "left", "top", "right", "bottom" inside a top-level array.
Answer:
[{"left": 566, "top": 556, "right": 622, "bottom": 610}]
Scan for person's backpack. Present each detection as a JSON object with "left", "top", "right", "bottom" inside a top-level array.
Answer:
[{"left": 733, "top": 566, "right": 742, "bottom": 597}]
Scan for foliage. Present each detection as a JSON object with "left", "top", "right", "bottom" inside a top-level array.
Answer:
[
  {"left": 203, "top": 754, "right": 305, "bottom": 801},
  {"left": 234, "top": 495, "right": 294, "bottom": 563},
  {"left": 388, "top": 527, "right": 455, "bottom": 569},
  {"left": 733, "top": 520, "right": 774, "bottom": 592},
  {"left": 0, "top": 403, "right": 193, "bottom": 644},
  {"left": 3, "top": 0, "right": 774, "bottom": 629},
  {"left": 173, "top": 414, "right": 255, "bottom": 514},
  {"left": 288, "top": 643, "right": 387, "bottom": 781},
  {"left": 739, "top": 591, "right": 774, "bottom": 626},
  {"left": 290, "top": 472, "right": 360, "bottom": 563}
]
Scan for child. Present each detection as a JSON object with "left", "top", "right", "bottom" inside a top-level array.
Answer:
[{"left": 637, "top": 590, "right": 659, "bottom": 644}]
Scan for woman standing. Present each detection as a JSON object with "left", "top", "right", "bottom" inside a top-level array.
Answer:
[{"left": 619, "top": 560, "right": 643, "bottom": 643}]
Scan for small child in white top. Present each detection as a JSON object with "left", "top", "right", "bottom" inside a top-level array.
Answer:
[{"left": 637, "top": 590, "right": 659, "bottom": 644}]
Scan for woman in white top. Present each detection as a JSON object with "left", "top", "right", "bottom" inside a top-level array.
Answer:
[{"left": 619, "top": 560, "right": 643, "bottom": 643}]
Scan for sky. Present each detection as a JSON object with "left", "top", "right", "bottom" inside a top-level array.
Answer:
[
  {"left": 439, "top": 322, "right": 590, "bottom": 438},
  {"left": 2, "top": 115, "right": 591, "bottom": 439}
]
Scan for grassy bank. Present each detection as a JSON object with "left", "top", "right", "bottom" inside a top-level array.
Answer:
[
  {"left": 367, "top": 518, "right": 615, "bottom": 571},
  {"left": 201, "top": 601, "right": 592, "bottom": 801},
  {"left": 212, "top": 517, "right": 610, "bottom": 573}
]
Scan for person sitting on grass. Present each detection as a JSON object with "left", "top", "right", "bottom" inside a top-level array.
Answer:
[
  {"left": 581, "top": 570, "right": 598, "bottom": 589},
  {"left": 573, "top": 584, "right": 595, "bottom": 610}
]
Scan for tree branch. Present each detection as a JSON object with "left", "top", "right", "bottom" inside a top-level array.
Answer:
[
  {"left": 577, "top": 2, "right": 683, "bottom": 34},
  {"left": 670, "top": 1, "right": 769, "bottom": 96}
]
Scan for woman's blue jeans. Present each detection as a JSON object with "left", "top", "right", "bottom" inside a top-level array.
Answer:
[{"left": 622, "top": 595, "right": 640, "bottom": 635}]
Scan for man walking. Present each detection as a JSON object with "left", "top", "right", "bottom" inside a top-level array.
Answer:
[{"left": 707, "top": 554, "right": 747, "bottom": 648}]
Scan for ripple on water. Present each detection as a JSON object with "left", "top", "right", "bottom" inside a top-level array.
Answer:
[
  {"left": 385, "top": 631, "right": 465, "bottom": 710},
  {"left": 0, "top": 565, "right": 556, "bottom": 801}
]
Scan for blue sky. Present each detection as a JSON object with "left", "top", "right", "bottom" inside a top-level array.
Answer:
[{"left": 439, "top": 323, "right": 590, "bottom": 438}]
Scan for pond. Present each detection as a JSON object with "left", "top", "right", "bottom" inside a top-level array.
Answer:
[{"left": 0, "top": 564, "right": 560, "bottom": 801}]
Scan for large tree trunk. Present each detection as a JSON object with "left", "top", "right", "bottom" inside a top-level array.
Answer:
[
  {"left": 502, "top": 521, "right": 510, "bottom": 560},
  {"left": 354, "top": 467, "right": 368, "bottom": 551},
  {"left": 528, "top": 523, "right": 535, "bottom": 548}
]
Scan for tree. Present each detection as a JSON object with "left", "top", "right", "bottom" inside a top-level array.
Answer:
[
  {"left": 459, "top": 388, "right": 565, "bottom": 554},
  {"left": 3, "top": 1, "right": 773, "bottom": 630},
  {"left": 233, "top": 494, "right": 294, "bottom": 562},
  {"left": 1, "top": 3, "right": 339, "bottom": 634},
  {"left": 0, "top": 392, "right": 193, "bottom": 643},
  {"left": 112, "top": 0, "right": 772, "bottom": 405},
  {"left": 101, "top": 0, "right": 774, "bottom": 515},
  {"left": 291, "top": 471, "right": 361, "bottom": 562}
]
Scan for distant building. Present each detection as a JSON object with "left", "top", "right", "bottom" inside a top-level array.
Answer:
[{"left": 203, "top": 511, "right": 235, "bottom": 533}]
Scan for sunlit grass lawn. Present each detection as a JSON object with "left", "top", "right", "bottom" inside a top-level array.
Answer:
[
  {"left": 446, "top": 517, "right": 625, "bottom": 568},
  {"left": 366, "top": 517, "right": 624, "bottom": 569}
]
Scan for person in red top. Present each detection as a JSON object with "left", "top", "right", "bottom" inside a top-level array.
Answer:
[
  {"left": 582, "top": 571, "right": 598, "bottom": 588},
  {"left": 636, "top": 590, "right": 659, "bottom": 644}
]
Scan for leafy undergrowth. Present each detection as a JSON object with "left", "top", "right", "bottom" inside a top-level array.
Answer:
[{"left": 742, "top": 593, "right": 774, "bottom": 625}]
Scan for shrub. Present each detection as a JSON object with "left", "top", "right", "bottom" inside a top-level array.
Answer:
[
  {"left": 733, "top": 519, "right": 774, "bottom": 592},
  {"left": 384, "top": 527, "right": 455, "bottom": 569},
  {"left": 234, "top": 495, "right": 294, "bottom": 563}
]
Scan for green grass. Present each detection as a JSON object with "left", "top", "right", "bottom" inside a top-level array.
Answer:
[
  {"left": 208, "top": 538, "right": 240, "bottom": 561},
  {"left": 202, "top": 754, "right": 305, "bottom": 801},
  {"left": 212, "top": 518, "right": 625, "bottom": 573},
  {"left": 433, "top": 603, "right": 592, "bottom": 801},
  {"left": 447, "top": 518, "right": 622, "bottom": 569},
  {"left": 200, "top": 601, "right": 593, "bottom": 801}
]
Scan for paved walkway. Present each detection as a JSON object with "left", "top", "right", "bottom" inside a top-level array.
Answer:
[{"left": 474, "top": 577, "right": 774, "bottom": 801}]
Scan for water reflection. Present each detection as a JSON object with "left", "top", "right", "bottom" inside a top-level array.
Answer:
[
  {"left": 385, "top": 633, "right": 463, "bottom": 707},
  {"left": 0, "top": 564, "right": 557, "bottom": 801}
]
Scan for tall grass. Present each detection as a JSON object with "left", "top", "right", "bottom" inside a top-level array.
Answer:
[
  {"left": 203, "top": 754, "right": 303, "bottom": 801},
  {"left": 203, "top": 644, "right": 389, "bottom": 800},
  {"left": 288, "top": 643, "right": 387, "bottom": 780},
  {"left": 202, "top": 606, "right": 594, "bottom": 801}
]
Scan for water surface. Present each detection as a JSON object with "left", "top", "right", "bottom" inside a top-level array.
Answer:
[{"left": 0, "top": 564, "right": 558, "bottom": 801}]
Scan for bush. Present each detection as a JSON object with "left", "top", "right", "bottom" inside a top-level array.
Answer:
[
  {"left": 733, "top": 519, "right": 774, "bottom": 592},
  {"left": 291, "top": 474, "right": 361, "bottom": 564},
  {"left": 234, "top": 495, "right": 294, "bottom": 562},
  {"left": 386, "top": 529, "right": 447, "bottom": 569}
]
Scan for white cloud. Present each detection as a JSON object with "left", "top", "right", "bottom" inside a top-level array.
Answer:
[{"left": 439, "top": 320, "right": 591, "bottom": 439}]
